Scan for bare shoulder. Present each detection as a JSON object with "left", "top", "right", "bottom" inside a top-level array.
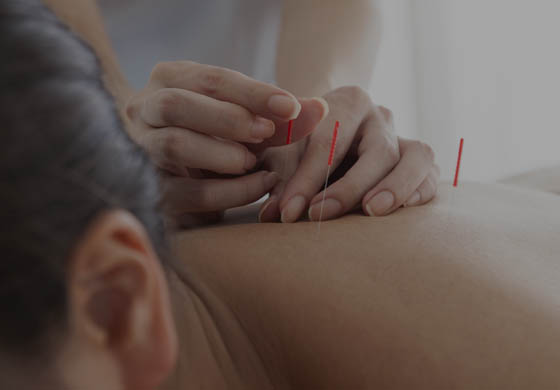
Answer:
[
  {"left": 171, "top": 182, "right": 560, "bottom": 264},
  {"left": 169, "top": 183, "right": 560, "bottom": 388}
]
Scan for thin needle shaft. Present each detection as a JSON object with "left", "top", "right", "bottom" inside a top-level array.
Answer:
[
  {"left": 316, "top": 121, "right": 339, "bottom": 236},
  {"left": 453, "top": 138, "right": 464, "bottom": 187},
  {"left": 317, "top": 165, "right": 331, "bottom": 235}
]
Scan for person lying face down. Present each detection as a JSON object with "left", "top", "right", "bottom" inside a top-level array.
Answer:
[{"left": 4, "top": 2, "right": 560, "bottom": 390}]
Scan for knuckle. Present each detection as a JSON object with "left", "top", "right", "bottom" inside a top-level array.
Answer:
[
  {"left": 198, "top": 66, "right": 227, "bottom": 95},
  {"left": 125, "top": 99, "right": 139, "bottom": 121},
  {"left": 153, "top": 90, "right": 182, "bottom": 124},
  {"left": 371, "top": 142, "right": 400, "bottom": 169},
  {"left": 336, "top": 85, "right": 372, "bottom": 115},
  {"left": 419, "top": 141, "right": 435, "bottom": 163},
  {"left": 378, "top": 105, "right": 394, "bottom": 123},
  {"left": 340, "top": 85, "right": 368, "bottom": 101},
  {"left": 221, "top": 108, "right": 252, "bottom": 136},
  {"left": 160, "top": 132, "right": 182, "bottom": 164},
  {"left": 244, "top": 83, "right": 260, "bottom": 109}
]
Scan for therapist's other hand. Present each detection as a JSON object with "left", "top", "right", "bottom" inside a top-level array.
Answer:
[
  {"left": 259, "top": 86, "right": 439, "bottom": 223},
  {"left": 124, "top": 61, "right": 327, "bottom": 225}
]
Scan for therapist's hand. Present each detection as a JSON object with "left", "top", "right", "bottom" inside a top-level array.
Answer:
[
  {"left": 259, "top": 86, "right": 439, "bottom": 223},
  {"left": 124, "top": 61, "right": 327, "bottom": 226}
]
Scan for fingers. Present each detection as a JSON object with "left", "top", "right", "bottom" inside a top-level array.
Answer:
[
  {"left": 143, "top": 127, "right": 257, "bottom": 175},
  {"left": 163, "top": 171, "right": 279, "bottom": 215},
  {"left": 307, "top": 144, "right": 399, "bottom": 221},
  {"left": 276, "top": 137, "right": 343, "bottom": 223},
  {"left": 142, "top": 90, "right": 328, "bottom": 148},
  {"left": 141, "top": 88, "right": 275, "bottom": 143},
  {"left": 258, "top": 175, "right": 293, "bottom": 223},
  {"left": 404, "top": 165, "right": 440, "bottom": 207},
  {"left": 258, "top": 145, "right": 301, "bottom": 223},
  {"left": 151, "top": 61, "right": 301, "bottom": 121},
  {"left": 258, "top": 194, "right": 282, "bottom": 223},
  {"left": 277, "top": 89, "right": 372, "bottom": 223},
  {"left": 276, "top": 124, "right": 344, "bottom": 223},
  {"left": 253, "top": 98, "right": 329, "bottom": 151},
  {"left": 362, "top": 138, "right": 436, "bottom": 216},
  {"left": 306, "top": 111, "right": 399, "bottom": 221}
]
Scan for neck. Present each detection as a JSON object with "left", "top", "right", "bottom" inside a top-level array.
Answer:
[{"left": 162, "top": 265, "right": 275, "bottom": 390}]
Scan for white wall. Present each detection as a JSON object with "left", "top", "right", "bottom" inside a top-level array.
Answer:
[
  {"left": 102, "top": 0, "right": 560, "bottom": 182},
  {"left": 411, "top": 0, "right": 560, "bottom": 181},
  {"left": 371, "top": 0, "right": 418, "bottom": 139}
]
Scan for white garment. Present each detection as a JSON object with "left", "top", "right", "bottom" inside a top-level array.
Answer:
[{"left": 98, "top": 0, "right": 283, "bottom": 89}]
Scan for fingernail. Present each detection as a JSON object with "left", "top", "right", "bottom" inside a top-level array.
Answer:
[
  {"left": 312, "top": 97, "right": 330, "bottom": 121},
  {"left": 263, "top": 171, "right": 279, "bottom": 188},
  {"left": 281, "top": 195, "right": 306, "bottom": 223},
  {"left": 245, "top": 153, "right": 257, "bottom": 170},
  {"left": 268, "top": 95, "right": 301, "bottom": 119},
  {"left": 251, "top": 117, "right": 275, "bottom": 139},
  {"left": 366, "top": 191, "right": 395, "bottom": 216},
  {"left": 258, "top": 195, "right": 279, "bottom": 223},
  {"left": 308, "top": 198, "right": 342, "bottom": 221},
  {"left": 405, "top": 191, "right": 421, "bottom": 207}
]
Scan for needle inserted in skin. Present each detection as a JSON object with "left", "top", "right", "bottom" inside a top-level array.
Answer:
[
  {"left": 447, "top": 137, "right": 464, "bottom": 227},
  {"left": 317, "top": 121, "right": 340, "bottom": 235}
]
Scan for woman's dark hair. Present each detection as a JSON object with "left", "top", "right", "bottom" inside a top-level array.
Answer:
[{"left": 0, "top": 0, "right": 166, "bottom": 357}]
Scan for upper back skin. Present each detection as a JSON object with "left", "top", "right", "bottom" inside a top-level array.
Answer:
[{"left": 169, "top": 183, "right": 560, "bottom": 389}]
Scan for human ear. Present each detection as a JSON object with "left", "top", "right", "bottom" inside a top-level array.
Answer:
[{"left": 68, "top": 210, "right": 177, "bottom": 390}]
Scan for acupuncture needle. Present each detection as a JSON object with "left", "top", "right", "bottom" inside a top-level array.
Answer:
[
  {"left": 317, "top": 120, "right": 340, "bottom": 235},
  {"left": 446, "top": 137, "right": 464, "bottom": 229}
]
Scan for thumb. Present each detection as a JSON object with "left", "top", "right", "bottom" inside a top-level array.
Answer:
[{"left": 249, "top": 97, "right": 329, "bottom": 153}]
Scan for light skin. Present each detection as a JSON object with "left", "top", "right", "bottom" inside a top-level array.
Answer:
[
  {"left": 25, "top": 211, "right": 178, "bottom": 390},
  {"left": 259, "top": 0, "right": 437, "bottom": 222},
  {"left": 44, "top": 0, "right": 439, "bottom": 226},
  {"left": 163, "top": 179, "right": 560, "bottom": 389},
  {"left": 5, "top": 173, "right": 560, "bottom": 389},
  {"left": 260, "top": 88, "right": 440, "bottom": 223},
  {"left": 125, "top": 61, "right": 330, "bottom": 226}
]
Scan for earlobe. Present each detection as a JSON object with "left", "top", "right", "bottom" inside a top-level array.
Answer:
[{"left": 68, "top": 210, "right": 177, "bottom": 389}]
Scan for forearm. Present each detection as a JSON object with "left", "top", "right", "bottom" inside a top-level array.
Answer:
[
  {"left": 44, "top": 0, "right": 133, "bottom": 111},
  {"left": 276, "top": 0, "right": 381, "bottom": 97}
]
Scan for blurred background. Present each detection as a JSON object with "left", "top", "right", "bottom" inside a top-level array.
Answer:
[{"left": 100, "top": 0, "right": 560, "bottom": 182}]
